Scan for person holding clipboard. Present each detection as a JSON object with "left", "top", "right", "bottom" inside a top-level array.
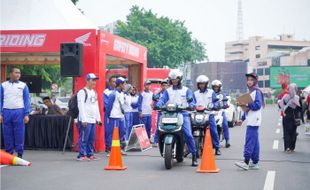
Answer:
[{"left": 235, "top": 72, "right": 265, "bottom": 170}]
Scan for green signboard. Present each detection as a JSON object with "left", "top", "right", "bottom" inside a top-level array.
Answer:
[{"left": 270, "top": 66, "right": 310, "bottom": 88}]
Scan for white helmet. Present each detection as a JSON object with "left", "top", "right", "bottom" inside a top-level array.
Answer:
[
  {"left": 196, "top": 75, "right": 209, "bottom": 83},
  {"left": 168, "top": 69, "right": 183, "bottom": 80},
  {"left": 211, "top": 80, "right": 222, "bottom": 86}
]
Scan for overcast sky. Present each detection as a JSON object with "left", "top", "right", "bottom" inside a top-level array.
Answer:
[{"left": 78, "top": 0, "right": 310, "bottom": 61}]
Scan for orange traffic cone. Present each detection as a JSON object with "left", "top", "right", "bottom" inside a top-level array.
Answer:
[
  {"left": 196, "top": 128, "right": 219, "bottom": 173},
  {"left": 0, "top": 150, "right": 31, "bottom": 166},
  {"left": 104, "top": 125, "right": 127, "bottom": 170}
]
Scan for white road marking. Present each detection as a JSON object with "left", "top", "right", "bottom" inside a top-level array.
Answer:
[
  {"left": 263, "top": 171, "right": 276, "bottom": 190},
  {"left": 272, "top": 140, "right": 279, "bottom": 150},
  {"left": 276, "top": 129, "right": 280, "bottom": 134},
  {"left": 0, "top": 165, "right": 8, "bottom": 168},
  {"left": 278, "top": 122, "right": 281, "bottom": 126}
]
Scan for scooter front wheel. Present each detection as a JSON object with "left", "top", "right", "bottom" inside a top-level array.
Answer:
[{"left": 164, "top": 144, "right": 173, "bottom": 169}]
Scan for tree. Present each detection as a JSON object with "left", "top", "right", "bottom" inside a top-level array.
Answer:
[
  {"left": 116, "top": 6, "right": 207, "bottom": 68},
  {"left": 71, "top": 0, "right": 79, "bottom": 5}
]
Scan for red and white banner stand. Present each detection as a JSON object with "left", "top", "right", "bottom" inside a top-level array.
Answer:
[{"left": 125, "top": 124, "right": 152, "bottom": 152}]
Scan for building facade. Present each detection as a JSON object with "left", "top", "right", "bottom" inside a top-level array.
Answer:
[
  {"left": 225, "top": 35, "right": 310, "bottom": 93},
  {"left": 190, "top": 61, "right": 248, "bottom": 94}
]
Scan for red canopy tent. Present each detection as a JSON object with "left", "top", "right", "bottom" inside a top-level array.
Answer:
[{"left": 0, "top": 0, "right": 147, "bottom": 152}]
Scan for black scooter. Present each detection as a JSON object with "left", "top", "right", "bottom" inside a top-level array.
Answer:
[
  {"left": 190, "top": 98, "right": 229, "bottom": 158},
  {"left": 155, "top": 103, "right": 192, "bottom": 169},
  {"left": 190, "top": 105, "right": 210, "bottom": 158}
]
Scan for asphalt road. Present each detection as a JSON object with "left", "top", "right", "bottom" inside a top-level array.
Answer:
[{"left": 1, "top": 105, "right": 310, "bottom": 190}]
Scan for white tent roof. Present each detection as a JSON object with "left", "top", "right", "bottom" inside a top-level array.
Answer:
[{"left": 1, "top": 0, "right": 98, "bottom": 30}]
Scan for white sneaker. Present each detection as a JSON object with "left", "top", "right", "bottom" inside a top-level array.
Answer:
[
  {"left": 235, "top": 161, "right": 249, "bottom": 170},
  {"left": 305, "top": 125, "right": 310, "bottom": 135},
  {"left": 249, "top": 162, "right": 259, "bottom": 170}
]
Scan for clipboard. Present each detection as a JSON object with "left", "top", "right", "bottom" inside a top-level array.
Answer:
[{"left": 236, "top": 93, "right": 253, "bottom": 105}]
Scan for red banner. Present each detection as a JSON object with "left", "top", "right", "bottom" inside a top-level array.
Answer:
[{"left": 0, "top": 29, "right": 97, "bottom": 52}]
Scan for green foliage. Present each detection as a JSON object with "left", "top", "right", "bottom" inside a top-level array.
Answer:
[
  {"left": 116, "top": 6, "right": 207, "bottom": 68},
  {"left": 71, "top": 0, "right": 79, "bottom": 5}
]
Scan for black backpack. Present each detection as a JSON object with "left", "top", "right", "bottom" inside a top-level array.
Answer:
[{"left": 68, "top": 88, "right": 88, "bottom": 118}]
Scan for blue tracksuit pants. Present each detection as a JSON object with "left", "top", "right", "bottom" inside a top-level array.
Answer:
[
  {"left": 222, "top": 112, "right": 230, "bottom": 143},
  {"left": 209, "top": 114, "right": 220, "bottom": 149},
  {"left": 106, "top": 118, "right": 125, "bottom": 151},
  {"left": 77, "top": 121, "right": 96, "bottom": 158},
  {"left": 183, "top": 115, "right": 197, "bottom": 155},
  {"left": 125, "top": 112, "right": 133, "bottom": 140},
  {"left": 244, "top": 126, "right": 260, "bottom": 164},
  {"left": 132, "top": 112, "right": 140, "bottom": 126},
  {"left": 154, "top": 111, "right": 161, "bottom": 144},
  {"left": 2, "top": 109, "right": 25, "bottom": 155},
  {"left": 142, "top": 115, "right": 152, "bottom": 139},
  {"left": 104, "top": 114, "right": 109, "bottom": 151}
]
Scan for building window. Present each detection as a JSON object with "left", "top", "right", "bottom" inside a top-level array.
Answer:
[
  {"left": 258, "top": 80, "right": 264, "bottom": 88},
  {"left": 257, "top": 68, "right": 264, "bottom": 76},
  {"left": 255, "top": 46, "right": 261, "bottom": 50},
  {"left": 272, "top": 57, "right": 281, "bottom": 66},
  {"left": 256, "top": 54, "right": 261, "bottom": 59},
  {"left": 265, "top": 80, "right": 270, "bottom": 88},
  {"left": 258, "top": 61, "right": 267, "bottom": 66},
  {"left": 265, "top": 68, "right": 270, "bottom": 75}
]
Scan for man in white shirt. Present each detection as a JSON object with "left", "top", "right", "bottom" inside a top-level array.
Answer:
[
  {"left": 103, "top": 76, "right": 116, "bottom": 152},
  {"left": 124, "top": 84, "right": 133, "bottom": 140},
  {"left": 0, "top": 67, "right": 30, "bottom": 158},
  {"left": 138, "top": 80, "right": 153, "bottom": 139},
  {"left": 76, "top": 73, "right": 102, "bottom": 161}
]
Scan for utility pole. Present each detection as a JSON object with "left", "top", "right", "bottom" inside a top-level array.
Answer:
[{"left": 236, "top": 0, "right": 244, "bottom": 41}]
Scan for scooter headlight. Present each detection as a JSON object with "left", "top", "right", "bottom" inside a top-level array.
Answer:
[
  {"left": 195, "top": 114, "right": 204, "bottom": 122},
  {"left": 166, "top": 103, "right": 177, "bottom": 111}
]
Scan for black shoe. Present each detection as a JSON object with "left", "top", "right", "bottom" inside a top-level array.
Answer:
[
  {"left": 225, "top": 143, "right": 231, "bottom": 148},
  {"left": 215, "top": 149, "right": 221, "bottom": 156},
  {"left": 192, "top": 155, "right": 198, "bottom": 167},
  {"left": 17, "top": 153, "right": 23, "bottom": 158}
]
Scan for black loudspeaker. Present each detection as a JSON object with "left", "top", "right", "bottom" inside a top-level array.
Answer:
[
  {"left": 20, "top": 75, "right": 42, "bottom": 93},
  {"left": 60, "top": 43, "right": 83, "bottom": 77}
]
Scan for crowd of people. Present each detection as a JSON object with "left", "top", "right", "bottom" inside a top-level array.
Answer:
[
  {"left": 278, "top": 83, "right": 310, "bottom": 153},
  {"left": 73, "top": 69, "right": 235, "bottom": 166},
  {"left": 1, "top": 67, "right": 309, "bottom": 170}
]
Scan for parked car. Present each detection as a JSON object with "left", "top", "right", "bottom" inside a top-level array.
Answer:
[
  {"left": 55, "top": 97, "right": 70, "bottom": 110},
  {"left": 224, "top": 96, "right": 243, "bottom": 128}
]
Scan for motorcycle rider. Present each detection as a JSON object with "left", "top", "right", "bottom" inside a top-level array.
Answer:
[
  {"left": 193, "top": 75, "right": 221, "bottom": 155},
  {"left": 211, "top": 80, "right": 231, "bottom": 148},
  {"left": 155, "top": 69, "right": 198, "bottom": 166}
]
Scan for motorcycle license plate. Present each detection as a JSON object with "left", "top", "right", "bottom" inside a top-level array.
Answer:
[
  {"left": 162, "top": 117, "right": 178, "bottom": 124},
  {"left": 195, "top": 115, "right": 204, "bottom": 121}
]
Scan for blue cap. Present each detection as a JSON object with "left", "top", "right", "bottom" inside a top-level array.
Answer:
[
  {"left": 116, "top": 77, "right": 127, "bottom": 86},
  {"left": 144, "top": 80, "right": 151, "bottom": 85},
  {"left": 86, "top": 73, "right": 99, "bottom": 81}
]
